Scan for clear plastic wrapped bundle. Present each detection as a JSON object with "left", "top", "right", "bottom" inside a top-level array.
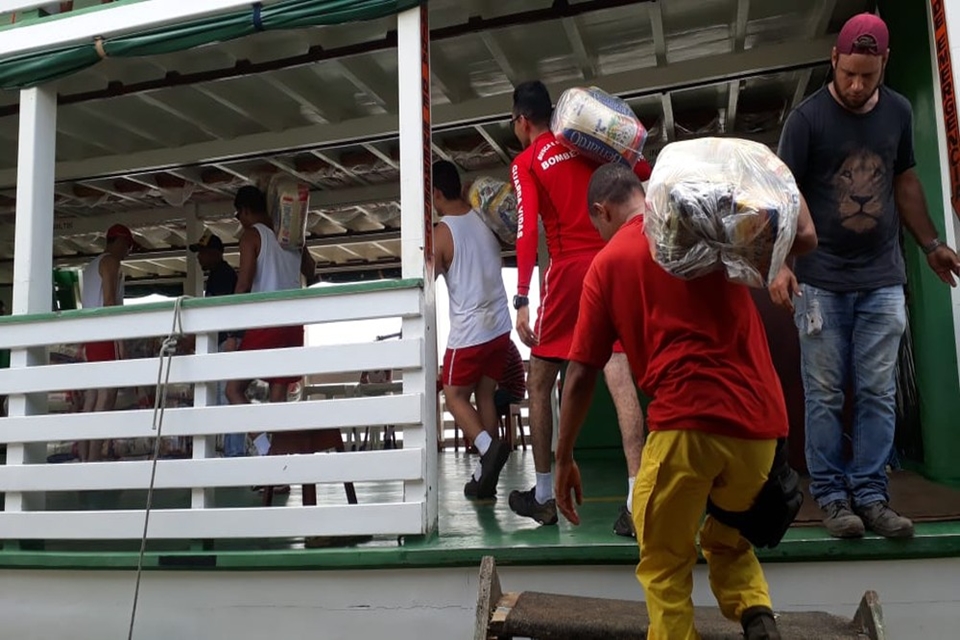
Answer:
[
  {"left": 551, "top": 86, "right": 648, "bottom": 168},
  {"left": 644, "top": 137, "right": 800, "bottom": 288},
  {"left": 267, "top": 175, "right": 310, "bottom": 250},
  {"left": 466, "top": 176, "right": 518, "bottom": 245}
]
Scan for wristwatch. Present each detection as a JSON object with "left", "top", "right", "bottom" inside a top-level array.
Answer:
[
  {"left": 922, "top": 238, "right": 945, "bottom": 255},
  {"left": 513, "top": 295, "right": 529, "bottom": 310}
]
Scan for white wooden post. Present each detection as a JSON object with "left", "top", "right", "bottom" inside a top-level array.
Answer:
[
  {"left": 398, "top": 1, "right": 439, "bottom": 534},
  {"left": 184, "top": 205, "right": 204, "bottom": 298},
  {"left": 186, "top": 206, "right": 216, "bottom": 510},
  {"left": 6, "top": 86, "right": 57, "bottom": 514}
]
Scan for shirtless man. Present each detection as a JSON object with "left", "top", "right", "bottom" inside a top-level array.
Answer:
[
  {"left": 509, "top": 80, "right": 650, "bottom": 535},
  {"left": 78, "top": 224, "right": 137, "bottom": 461},
  {"left": 433, "top": 160, "right": 513, "bottom": 499}
]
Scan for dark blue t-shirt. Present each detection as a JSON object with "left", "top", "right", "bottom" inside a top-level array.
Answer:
[{"left": 777, "top": 85, "right": 915, "bottom": 292}]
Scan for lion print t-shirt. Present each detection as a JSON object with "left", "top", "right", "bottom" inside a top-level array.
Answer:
[{"left": 777, "top": 85, "right": 915, "bottom": 292}]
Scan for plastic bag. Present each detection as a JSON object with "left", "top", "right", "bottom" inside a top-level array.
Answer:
[
  {"left": 467, "top": 176, "right": 518, "bottom": 245},
  {"left": 551, "top": 86, "right": 648, "bottom": 168},
  {"left": 267, "top": 175, "right": 310, "bottom": 250},
  {"left": 644, "top": 137, "right": 800, "bottom": 288}
]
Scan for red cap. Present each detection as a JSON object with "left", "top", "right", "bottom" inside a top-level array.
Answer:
[
  {"left": 106, "top": 224, "right": 141, "bottom": 249},
  {"left": 836, "top": 13, "right": 889, "bottom": 56}
]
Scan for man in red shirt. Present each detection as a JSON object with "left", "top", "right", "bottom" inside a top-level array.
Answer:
[
  {"left": 554, "top": 164, "right": 816, "bottom": 640},
  {"left": 508, "top": 80, "right": 651, "bottom": 535}
]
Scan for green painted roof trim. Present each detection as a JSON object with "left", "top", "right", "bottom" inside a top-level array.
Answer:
[
  {"left": 0, "top": 0, "right": 423, "bottom": 90},
  {"left": 0, "top": 278, "right": 423, "bottom": 326},
  {"left": 2, "top": 522, "right": 960, "bottom": 571}
]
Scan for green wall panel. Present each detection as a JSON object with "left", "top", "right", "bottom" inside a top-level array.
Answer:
[{"left": 879, "top": 0, "right": 960, "bottom": 484}]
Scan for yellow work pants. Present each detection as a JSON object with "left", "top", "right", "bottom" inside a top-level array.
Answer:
[{"left": 632, "top": 429, "right": 776, "bottom": 640}]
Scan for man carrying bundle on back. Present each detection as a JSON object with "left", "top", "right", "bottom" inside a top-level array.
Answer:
[
  {"left": 555, "top": 163, "right": 817, "bottom": 639},
  {"left": 508, "top": 79, "right": 650, "bottom": 536}
]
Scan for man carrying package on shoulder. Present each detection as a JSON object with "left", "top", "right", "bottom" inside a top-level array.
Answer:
[{"left": 554, "top": 163, "right": 816, "bottom": 640}]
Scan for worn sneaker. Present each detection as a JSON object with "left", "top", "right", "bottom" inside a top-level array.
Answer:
[
  {"left": 822, "top": 500, "right": 865, "bottom": 538},
  {"left": 741, "top": 605, "right": 782, "bottom": 640},
  {"left": 471, "top": 439, "right": 510, "bottom": 500},
  {"left": 508, "top": 487, "right": 558, "bottom": 525},
  {"left": 856, "top": 501, "right": 914, "bottom": 539},
  {"left": 613, "top": 504, "right": 636, "bottom": 538},
  {"left": 464, "top": 476, "right": 496, "bottom": 499}
]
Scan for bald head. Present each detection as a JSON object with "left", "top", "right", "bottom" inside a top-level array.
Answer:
[{"left": 587, "top": 163, "right": 646, "bottom": 241}]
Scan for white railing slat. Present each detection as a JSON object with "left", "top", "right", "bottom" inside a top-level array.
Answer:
[
  {"left": 0, "top": 339, "right": 423, "bottom": 394},
  {"left": 0, "top": 449, "right": 423, "bottom": 492},
  {"left": 0, "top": 394, "right": 422, "bottom": 444},
  {"left": 0, "top": 286, "right": 421, "bottom": 350},
  {"left": 0, "top": 502, "right": 425, "bottom": 539}
]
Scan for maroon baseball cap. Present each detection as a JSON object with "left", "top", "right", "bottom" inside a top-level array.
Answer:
[
  {"left": 836, "top": 13, "right": 889, "bottom": 56},
  {"left": 106, "top": 223, "right": 143, "bottom": 250}
]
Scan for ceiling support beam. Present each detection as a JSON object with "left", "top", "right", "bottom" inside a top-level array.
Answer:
[
  {"left": 362, "top": 143, "right": 400, "bottom": 170},
  {"left": 328, "top": 58, "right": 398, "bottom": 114},
  {"left": 136, "top": 93, "right": 231, "bottom": 140},
  {"left": 474, "top": 125, "right": 511, "bottom": 165},
  {"left": 562, "top": 16, "right": 597, "bottom": 80},
  {"left": 725, "top": 80, "right": 741, "bottom": 133},
  {"left": 733, "top": 0, "right": 750, "bottom": 52},
  {"left": 650, "top": 2, "right": 667, "bottom": 67},
  {"left": 480, "top": 32, "right": 522, "bottom": 87},
  {"left": 660, "top": 94, "right": 675, "bottom": 142},
  {"left": 310, "top": 150, "right": 372, "bottom": 186}
]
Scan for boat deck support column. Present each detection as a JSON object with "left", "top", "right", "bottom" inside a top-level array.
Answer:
[{"left": 6, "top": 85, "right": 57, "bottom": 516}]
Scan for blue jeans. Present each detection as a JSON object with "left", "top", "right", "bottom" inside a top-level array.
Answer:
[
  {"left": 794, "top": 284, "right": 906, "bottom": 509},
  {"left": 217, "top": 340, "right": 247, "bottom": 458}
]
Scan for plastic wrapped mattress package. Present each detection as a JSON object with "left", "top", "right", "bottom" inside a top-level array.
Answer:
[
  {"left": 551, "top": 86, "right": 648, "bottom": 168},
  {"left": 267, "top": 175, "right": 310, "bottom": 250},
  {"left": 466, "top": 176, "right": 519, "bottom": 245},
  {"left": 644, "top": 137, "right": 800, "bottom": 289}
]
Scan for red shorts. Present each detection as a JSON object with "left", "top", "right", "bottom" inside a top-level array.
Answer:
[
  {"left": 532, "top": 257, "right": 624, "bottom": 361},
  {"left": 239, "top": 325, "right": 304, "bottom": 385},
  {"left": 84, "top": 341, "right": 118, "bottom": 362},
  {"left": 443, "top": 332, "right": 511, "bottom": 388}
]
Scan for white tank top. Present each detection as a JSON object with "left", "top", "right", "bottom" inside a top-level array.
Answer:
[
  {"left": 441, "top": 210, "right": 512, "bottom": 349},
  {"left": 80, "top": 254, "right": 124, "bottom": 309},
  {"left": 251, "top": 223, "right": 301, "bottom": 293}
]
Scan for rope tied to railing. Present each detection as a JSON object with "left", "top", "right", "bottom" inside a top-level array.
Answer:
[{"left": 127, "top": 295, "right": 190, "bottom": 640}]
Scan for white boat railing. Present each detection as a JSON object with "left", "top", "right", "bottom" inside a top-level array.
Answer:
[{"left": 0, "top": 280, "right": 439, "bottom": 541}]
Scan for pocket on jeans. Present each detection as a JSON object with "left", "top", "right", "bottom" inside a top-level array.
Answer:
[{"left": 792, "top": 284, "right": 808, "bottom": 333}]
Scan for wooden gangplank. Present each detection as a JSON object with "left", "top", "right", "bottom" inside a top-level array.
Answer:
[{"left": 475, "top": 556, "right": 885, "bottom": 640}]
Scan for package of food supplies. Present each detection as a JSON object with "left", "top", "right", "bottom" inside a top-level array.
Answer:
[
  {"left": 551, "top": 86, "right": 648, "bottom": 168},
  {"left": 466, "top": 176, "right": 519, "bottom": 245},
  {"left": 644, "top": 137, "right": 800, "bottom": 288},
  {"left": 267, "top": 175, "right": 310, "bottom": 250}
]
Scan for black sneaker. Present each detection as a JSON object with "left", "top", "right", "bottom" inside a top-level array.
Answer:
[
  {"left": 472, "top": 439, "right": 510, "bottom": 500},
  {"left": 463, "top": 476, "right": 496, "bottom": 499},
  {"left": 613, "top": 504, "right": 636, "bottom": 538},
  {"left": 856, "top": 501, "right": 914, "bottom": 539},
  {"left": 822, "top": 499, "right": 865, "bottom": 538},
  {"left": 508, "top": 487, "right": 558, "bottom": 525},
  {"left": 741, "top": 605, "right": 781, "bottom": 640}
]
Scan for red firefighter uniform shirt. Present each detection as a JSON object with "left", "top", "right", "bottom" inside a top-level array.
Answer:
[{"left": 511, "top": 131, "right": 652, "bottom": 296}]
